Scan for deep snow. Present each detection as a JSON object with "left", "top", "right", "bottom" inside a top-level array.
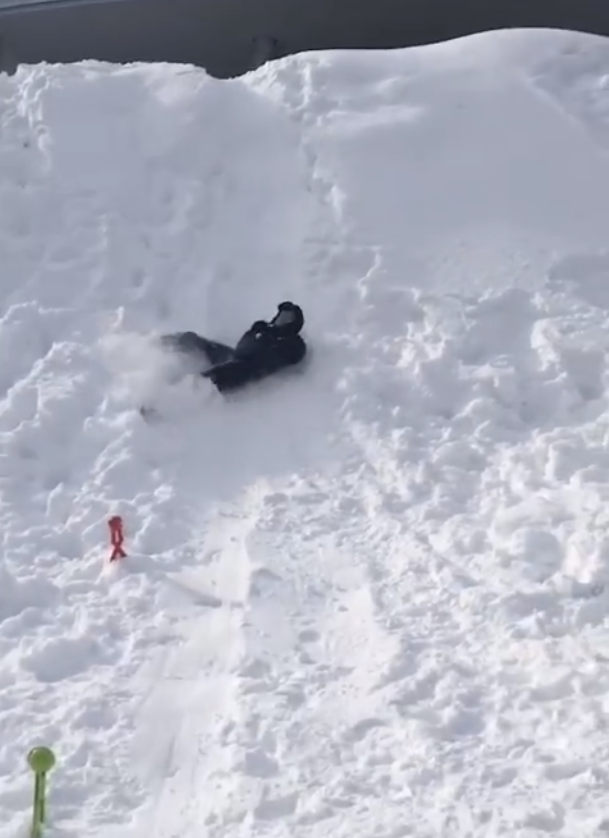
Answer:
[{"left": 1, "top": 26, "right": 609, "bottom": 838}]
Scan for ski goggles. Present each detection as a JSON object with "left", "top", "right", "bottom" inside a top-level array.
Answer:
[{"left": 273, "top": 308, "right": 297, "bottom": 327}]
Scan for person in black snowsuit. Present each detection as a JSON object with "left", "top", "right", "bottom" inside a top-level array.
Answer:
[{"left": 161, "top": 301, "right": 307, "bottom": 393}]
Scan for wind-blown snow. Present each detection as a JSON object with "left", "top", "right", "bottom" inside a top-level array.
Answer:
[{"left": 1, "top": 26, "right": 609, "bottom": 838}]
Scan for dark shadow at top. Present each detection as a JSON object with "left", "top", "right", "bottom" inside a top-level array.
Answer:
[{"left": 0, "top": 0, "right": 608, "bottom": 77}]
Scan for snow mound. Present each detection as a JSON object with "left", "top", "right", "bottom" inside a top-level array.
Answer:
[{"left": 1, "top": 26, "right": 609, "bottom": 838}]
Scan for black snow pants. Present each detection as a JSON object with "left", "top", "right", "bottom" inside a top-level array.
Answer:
[{"left": 160, "top": 331, "right": 234, "bottom": 368}]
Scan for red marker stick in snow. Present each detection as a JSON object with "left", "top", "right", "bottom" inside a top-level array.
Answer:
[{"left": 108, "top": 516, "right": 127, "bottom": 562}]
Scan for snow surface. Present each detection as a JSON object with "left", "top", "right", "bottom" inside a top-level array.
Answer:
[{"left": 2, "top": 26, "right": 609, "bottom": 838}]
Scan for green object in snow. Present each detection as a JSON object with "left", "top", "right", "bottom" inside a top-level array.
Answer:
[{"left": 27, "top": 747, "right": 57, "bottom": 838}]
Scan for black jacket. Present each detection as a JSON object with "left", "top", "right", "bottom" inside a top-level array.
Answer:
[{"left": 203, "top": 319, "right": 306, "bottom": 392}]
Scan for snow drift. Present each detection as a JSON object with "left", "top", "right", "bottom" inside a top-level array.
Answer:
[{"left": 1, "top": 27, "right": 609, "bottom": 838}]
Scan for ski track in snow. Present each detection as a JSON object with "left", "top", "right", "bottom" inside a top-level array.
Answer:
[{"left": 2, "top": 27, "right": 609, "bottom": 838}]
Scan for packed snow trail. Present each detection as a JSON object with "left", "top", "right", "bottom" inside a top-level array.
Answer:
[{"left": 2, "top": 27, "right": 609, "bottom": 838}]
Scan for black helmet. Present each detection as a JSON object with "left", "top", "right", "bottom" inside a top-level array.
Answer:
[{"left": 271, "top": 301, "right": 304, "bottom": 334}]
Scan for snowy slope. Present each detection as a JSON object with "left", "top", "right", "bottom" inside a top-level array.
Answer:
[{"left": 2, "top": 26, "right": 609, "bottom": 838}]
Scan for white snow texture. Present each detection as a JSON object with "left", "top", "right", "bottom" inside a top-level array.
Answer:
[{"left": 1, "top": 26, "right": 609, "bottom": 838}]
